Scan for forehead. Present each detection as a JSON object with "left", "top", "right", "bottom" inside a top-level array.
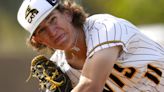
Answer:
[
  {"left": 34, "top": 10, "right": 63, "bottom": 32},
  {"left": 35, "top": 11, "right": 54, "bottom": 31}
]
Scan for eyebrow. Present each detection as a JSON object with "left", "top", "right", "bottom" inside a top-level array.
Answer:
[
  {"left": 35, "top": 12, "right": 54, "bottom": 32},
  {"left": 35, "top": 15, "right": 50, "bottom": 31},
  {"left": 45, "top": 12, "right": 54, "bottom": 20},
  {"left": 35, "top": 25, "right": 41, "bottom": 32}
]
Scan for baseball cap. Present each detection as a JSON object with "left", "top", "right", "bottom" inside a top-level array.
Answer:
[{"left": 17, "top": 0, "right": 60, "bottom": 37}]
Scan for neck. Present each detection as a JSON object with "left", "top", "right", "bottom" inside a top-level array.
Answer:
[
  {"left": 65, "top": 28, "right": 87, "bottom": 62},
  {"left": 65, "top": 30, "right": 87, "bottom": 69}
]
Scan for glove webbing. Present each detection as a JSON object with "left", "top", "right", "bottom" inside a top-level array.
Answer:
[{"left": 26, "top": 55, "right": 65, "bottom": 91}]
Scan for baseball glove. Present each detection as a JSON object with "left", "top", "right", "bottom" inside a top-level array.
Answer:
[{"left": 26, "top": 55, "right": 72, "bottom": 92}]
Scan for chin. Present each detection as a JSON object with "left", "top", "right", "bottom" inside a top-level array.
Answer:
[
  {"left": 54, "top": 45, "right": 69, "bottom": 51},
  {"left": 69, "top": 64, "right": 82, "bottom": 70}
]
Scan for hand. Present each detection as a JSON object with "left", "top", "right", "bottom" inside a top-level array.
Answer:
[{"left": 26, "top": 55, "right": 73, "bottom": 92}]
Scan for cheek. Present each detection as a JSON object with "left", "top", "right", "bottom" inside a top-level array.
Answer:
[
  {"left": 35, "top": 36, "right": 50, "bottom": 47},
  {"left": 42, "top": 38, "right": 53, "bottom": 47},
  {"left": 66, "top": 31, "right": 76, "bottom": 47}
]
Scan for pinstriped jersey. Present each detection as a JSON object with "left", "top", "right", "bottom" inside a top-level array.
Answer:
[
  {"left": 49, "top": 14, "right": 164, "bottom": 92},
  {"left": 84, "top": 14, "right": 164, "bottom": 92},
  {"left": 84, "top": 14, "right": 164, "bottom": 60}
]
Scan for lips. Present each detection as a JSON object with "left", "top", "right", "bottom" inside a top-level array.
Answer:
[{"left": 54, "top": 33, "right": 66, "bottom": 45}]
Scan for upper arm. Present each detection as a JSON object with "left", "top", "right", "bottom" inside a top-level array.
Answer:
[
  {"left": 73, "top": 15, "right": 138, "bottom": 92},
  {"left": 77, "top": 46, "right": 121, "bottom": 92}
]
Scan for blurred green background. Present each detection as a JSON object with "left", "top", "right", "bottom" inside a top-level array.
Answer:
[{"left": 0, "top": 0, "right": 164, "bottom": 92}]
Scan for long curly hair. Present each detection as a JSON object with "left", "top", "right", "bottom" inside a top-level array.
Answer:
[{"left": 26, "top": 0, "right": 88, "bottom": 54}]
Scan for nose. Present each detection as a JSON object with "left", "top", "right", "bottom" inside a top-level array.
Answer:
[{"left": 45, "top": 24, "right": 56, "bottom": 35}]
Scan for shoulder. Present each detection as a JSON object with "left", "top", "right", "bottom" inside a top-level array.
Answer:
[
  {"left": 85, "top": 14, "right": 118, "bottom": 25},
  {"left": 83, "top": 14, "right": 131, "bottom": 31},
  {"left": 84, "top": 14, "right": 138, "bottom": 33},
  {"left": 87, "top": 14, "right": 116, "bottom": 20}
]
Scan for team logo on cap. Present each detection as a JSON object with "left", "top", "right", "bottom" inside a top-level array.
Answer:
[
  {"left": 47, "top": 0, "right": 58, "bottom": 6},
  {"left": 25, "top": 5, "right": 39, "bottom": 23}
]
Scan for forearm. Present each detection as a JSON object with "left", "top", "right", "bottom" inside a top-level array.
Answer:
[
  {"left": 71, "top": 84, "right": 89, "bottom": 92},
  {"left": 71, "top": 83, "right": 101, "bottom": 92},
  {"left": 71, "top": 76, "right": 103, "bottom": 92},
  {"left": 71, "top": 47, "right": 120, "bottom": 92}
]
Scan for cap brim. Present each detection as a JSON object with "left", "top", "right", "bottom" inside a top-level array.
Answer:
[{"left": 29, "top": 3, "right": 59, "bottom": 39}]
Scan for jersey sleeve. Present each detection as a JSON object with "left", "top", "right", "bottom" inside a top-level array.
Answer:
[
  {"left": 50, "top": 50, "right": 71, "bottom": 72},
  {"left": 86, "top": 18, "right": 139, "bottom": 58}
]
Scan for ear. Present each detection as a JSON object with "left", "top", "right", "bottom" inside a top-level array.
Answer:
[{"left": 64, "top": 10, "right": 73, "bottom": 22}]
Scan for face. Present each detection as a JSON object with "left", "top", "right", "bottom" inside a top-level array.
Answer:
[{"left": 32, "top": 10, "right": 78, "bottom": 50}]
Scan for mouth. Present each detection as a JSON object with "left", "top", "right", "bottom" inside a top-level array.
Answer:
[{"left": 54, "top": 33, "right": 66, "bottom": 45}]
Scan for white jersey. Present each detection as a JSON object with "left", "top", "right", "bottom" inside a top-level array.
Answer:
[{"left": 49, "top": 14, "right": 164, "bottom": 92}]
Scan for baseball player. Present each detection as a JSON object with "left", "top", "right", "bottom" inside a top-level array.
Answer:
[{"left": 17, "top": 0, "right": 164, "bottom": 92}]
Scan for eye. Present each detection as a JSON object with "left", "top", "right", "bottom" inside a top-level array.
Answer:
[
  {"left": 38, "top": 28, "right": 45, "bottom": 34},
  {"left": 48, "top": 16, "right": 56, "bottom": 24},
  {"left": 37, "top": 27, "right": 46, "bottom": 35}
]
